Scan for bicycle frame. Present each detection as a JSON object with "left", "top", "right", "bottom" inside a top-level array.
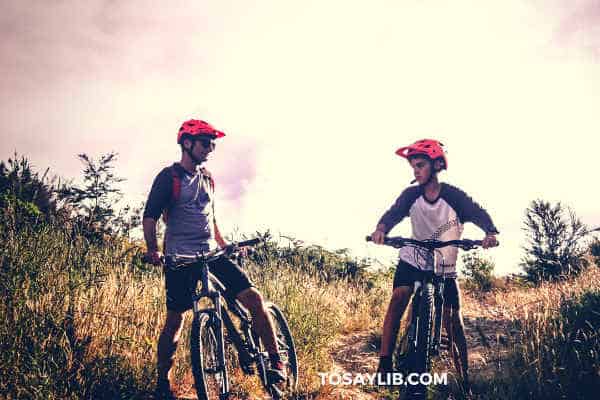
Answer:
[
  {"left": 167, "top": 242, "right": 279, "bottom": 399},
  {"left": 404, "top": 249, "right": 447, "bottom": 363}
]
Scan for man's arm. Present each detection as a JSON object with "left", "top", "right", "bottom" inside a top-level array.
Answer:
[
  {"left": 143, "top": 217, "right": 163, "bottom": 264},
  {"left": 143, "top": 217, "right": 159, "bottom": 252},
  {"left": 142, "top": 167, "right": 172, "bottom": 263},
  {"left": 213, "top": 218, "right": 227, "bottom": 249}
]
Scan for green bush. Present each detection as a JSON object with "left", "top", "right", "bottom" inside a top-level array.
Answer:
[
  {"left": 589, "top": 238, "right": 600, "bottom": 267},
  {"left": 461, "top": 251, "right": 495, "bottom": 292}
]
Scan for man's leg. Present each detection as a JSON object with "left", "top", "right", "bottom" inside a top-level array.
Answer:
[
  {"left": 157, "top": 310, "right": 185, "bottom": 387},
  {"left": 236, "top": 287, "right": 285, "bottom": 379}
]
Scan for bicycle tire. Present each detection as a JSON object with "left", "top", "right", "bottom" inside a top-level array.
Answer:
[
  {"left": 257, "top": 302, "right": 299, "bottom": 398},
  {"left": 190, "top": 312, "right": 228, "bottom": 400},
  {"left": 410, "top": 281, "right": 434, "bottom": 398}
]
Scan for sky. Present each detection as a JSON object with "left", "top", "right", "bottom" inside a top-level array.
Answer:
[{"left": 2, "top": 0, "right": 599, "bottom": 275}]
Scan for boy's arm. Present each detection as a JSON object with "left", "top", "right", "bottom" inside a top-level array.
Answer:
[
  {"left": 443, "top": 185, "right": 499, "bottom": 246},
  {"left": 372, "top": 187, "right": 421, "bottom": 243}
]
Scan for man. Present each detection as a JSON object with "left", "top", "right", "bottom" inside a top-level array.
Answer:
[
  {"left": 143, "top": 119, "right": 285, "bottom": 399},
  {"left": 370, "top": 139, "right": 499, "bottom": 391}
]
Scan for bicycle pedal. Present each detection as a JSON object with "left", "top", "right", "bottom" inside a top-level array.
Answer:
[{"left": 269, "top": 384, "right": 284, "bottom": 399}]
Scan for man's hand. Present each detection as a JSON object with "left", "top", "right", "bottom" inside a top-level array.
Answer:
[
  {"left": 482, "top": 234, "right": 498, "bottom": 249},
  {"left": 144, "top": 250, "right": 163, "bottom": 265},
  {"left": 370, "top": 227, "right": 386, "bottom": 245}
]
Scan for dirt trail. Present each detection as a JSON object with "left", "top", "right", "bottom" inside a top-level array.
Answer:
[{"left": 326, "top": 296, "right": 517, "bottom": 399}]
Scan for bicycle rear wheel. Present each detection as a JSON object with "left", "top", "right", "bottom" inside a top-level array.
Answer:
[
  {"left": 256, "top": 302, "right": 299, "bottom": 398},
  {"left": 190, "top": 312, "right": 228, "bottom": 400}
]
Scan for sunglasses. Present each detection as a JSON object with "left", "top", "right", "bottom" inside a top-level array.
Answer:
[{"left": 196, "top": 137, "right": 216, "bottom": 149}]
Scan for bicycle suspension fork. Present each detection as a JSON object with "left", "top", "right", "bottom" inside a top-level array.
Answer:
[{"left": 431, "top": 277, "right": 445, "bottom": 356}]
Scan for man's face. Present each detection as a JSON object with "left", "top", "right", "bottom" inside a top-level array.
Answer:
[
  {"left": 409, "top": 156, "right": 432, "bottom": 185},
  {"left": 185, "top": 136, "right": 216, "bottom": 163}
]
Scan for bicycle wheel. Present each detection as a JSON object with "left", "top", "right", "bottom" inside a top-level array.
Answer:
[
  {"left": 190, "top": 312, "right": 228, "bottom": 400},
  {"left": 258, "top": 302, "right": 299, "bottom": 397},
  {"left": 408, "top": 282, "right": 434, "bottom": 399}
]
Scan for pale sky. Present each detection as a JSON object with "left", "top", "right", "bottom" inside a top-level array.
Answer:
[{"left": 2, "top": 0, "right": 599, "bottom": 275}]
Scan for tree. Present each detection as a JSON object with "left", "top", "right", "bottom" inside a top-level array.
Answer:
[
  {"left": 0, "top": 153, "right": 57, "bottom": 216},
  {"left": 521, "top": 200, "right": 590, "bottom": 283},
  {"left": 59, "top": 152, "right": 127, "bottom": 240}
]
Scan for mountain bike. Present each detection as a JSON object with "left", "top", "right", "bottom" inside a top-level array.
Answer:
[
  {"left": 166, "top": 238, "right": 298, "bottom": 400},
  {"left": 366, "top": 235, "right": 493, "bottom": 399}
]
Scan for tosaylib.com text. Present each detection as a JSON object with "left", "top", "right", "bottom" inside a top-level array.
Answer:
[{"left": 317, "top": 372, "right": 448, "bottom": 387}]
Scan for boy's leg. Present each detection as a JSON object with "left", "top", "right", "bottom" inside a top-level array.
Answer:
[
  {"left": 442, "top": 280, "right": 469, "bottom": 389},
  {"left": 380, "top": 286, "right": 412, "bottom": 358},
  {"left": 378, "top": 261, "right": 420, "bottom": 372}
]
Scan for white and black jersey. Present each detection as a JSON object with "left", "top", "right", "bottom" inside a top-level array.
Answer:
[{"left": 378, "top": 183, "right": 499, "bottom": 278}]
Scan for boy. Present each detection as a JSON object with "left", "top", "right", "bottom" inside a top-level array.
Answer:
[{"left": 370, "top": 139, "right": 499, "bottom": 389}]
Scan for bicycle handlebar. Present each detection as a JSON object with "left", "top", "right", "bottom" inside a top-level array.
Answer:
[
  {"left": 365, "top": 235, "right": 497, "bottom": 251},
  {"left": 143, "top": 238, "right": 263, "bottom": 266}
]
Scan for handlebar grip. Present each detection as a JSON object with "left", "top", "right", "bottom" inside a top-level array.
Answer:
[
  {"left": 237, "top": 238, "right": 262, "bottom": 247},
  {"left": 365, "top": 235, "right": 373, "bottom": 242}
]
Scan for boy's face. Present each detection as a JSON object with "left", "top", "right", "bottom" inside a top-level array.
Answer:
[{"left": 409, "top": 156, "right": 432, "bottom": 185}]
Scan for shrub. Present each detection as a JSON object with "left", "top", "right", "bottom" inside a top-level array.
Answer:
[
  {"left": 508, "top": 289, "right": 600, "bottom": 399},
  {"left": 461, "top": 251, "right": 495, "bottom": 292},
  {"left": 521, "top": 200, "right": 590, "bottom": 283},
  {"left": 589, "top": 237, "right": 600, "bottom": 267}
]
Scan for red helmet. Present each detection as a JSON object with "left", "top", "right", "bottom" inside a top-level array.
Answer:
[
  {"left": 395, "top": 139, "right": 448, "bottom": 170},
  {"left": 177, "top": 119, "right": 225, "bottom": 144}
]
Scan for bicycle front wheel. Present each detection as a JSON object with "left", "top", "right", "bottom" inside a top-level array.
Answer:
[
  {"left": 415, "top": 282, "right": 434, "bottom": 374},
  {"left": 406, "top": 281, "right": 434, "bottom": 399},
  {"left": 190, "top": 312, "right": 228, "bottom": 400}
]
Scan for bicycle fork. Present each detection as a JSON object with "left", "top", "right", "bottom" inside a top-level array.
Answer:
[
  {"left": 431, "top": 278, "right": 445, "bottom": 357},
  {"left": 194, "top": 267, "right": 230, "bottom": 399}
]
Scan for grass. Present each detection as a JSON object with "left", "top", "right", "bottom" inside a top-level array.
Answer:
[
  {"left": 2, "top": 214, "right": 599, "bottom": 399},
  {"left": 0, "top": 219, "right": 388, "bottom": 399}
]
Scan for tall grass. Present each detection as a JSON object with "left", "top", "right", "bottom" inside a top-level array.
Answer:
[
  {"left": 465, "top": 266, "right": 600, "bottom": 400},
  {"left": 0, "top": 218, "right": 387, "bottom": 399}
]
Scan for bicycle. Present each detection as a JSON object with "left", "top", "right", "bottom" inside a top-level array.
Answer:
[
  {"left": 366, "top": 235, "right": 495, "bottom": 399},
  {"left": 165, "top": 238, "right": 299, "bottom": 400}
]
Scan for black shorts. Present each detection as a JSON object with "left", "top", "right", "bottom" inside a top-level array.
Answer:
[
  {"left": 393, "top": 260, "right": 461, "bottom": 310},
  {"left": 163, "top": 256, "right": 254, "bottom": 312}
]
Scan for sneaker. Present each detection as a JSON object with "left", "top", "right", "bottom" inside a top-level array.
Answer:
[
  {"left": 154, "top": 380, "right": 177, "bottom": 400},
  {"left": 267, "top": 360, "right": 287, "bottom": 383}
]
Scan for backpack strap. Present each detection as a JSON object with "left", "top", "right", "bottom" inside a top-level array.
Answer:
[
  {"left": 162, "top": 163, "right": 184, "bottom": 224},
  {"left": 199, "top": 167, "right": 215, "bottom": 192}
]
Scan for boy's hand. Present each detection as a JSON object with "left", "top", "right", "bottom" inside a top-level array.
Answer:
[
  {"left": 482, "top": 234, "right": 498, "bottom": 249},
  {"left": 371, "top": 228, "right": 386, "bottom": 245}
]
